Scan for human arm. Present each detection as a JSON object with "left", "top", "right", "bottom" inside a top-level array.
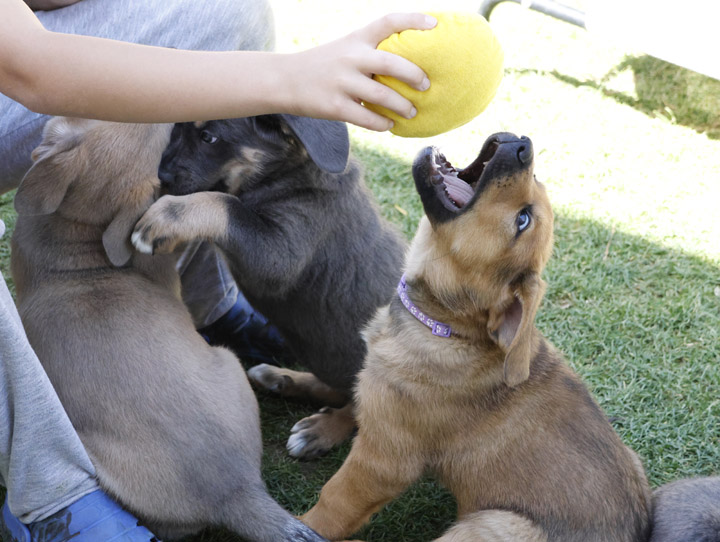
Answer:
[{"left": 1, "top": 1, "right": 435, "bottom": 131}]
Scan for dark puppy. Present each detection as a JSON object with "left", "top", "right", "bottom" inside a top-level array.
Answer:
[
  {"left": 132, "top": 115, "right": 406, "bottom": 458},
  {"left": 651, "top": 476, "right": 720, "bottom": 542}
]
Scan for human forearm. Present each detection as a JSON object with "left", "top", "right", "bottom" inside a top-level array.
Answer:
[
  {"left": 1, "top": 3, "right": 435, "bottom": 130},
  {"left": 10, "top": 29, "right": 288, "bottom": 123}
]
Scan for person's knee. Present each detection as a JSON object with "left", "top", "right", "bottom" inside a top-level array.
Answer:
[{"left": 170, "top": 0, "right": 276, "bottom": 52}]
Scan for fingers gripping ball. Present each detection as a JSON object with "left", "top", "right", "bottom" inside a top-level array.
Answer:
[{"left": 367, "top": 12, "right": 504, "bottom": 138}]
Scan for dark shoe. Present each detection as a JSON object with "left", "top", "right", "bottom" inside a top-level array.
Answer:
[
  {"left": 1, "top": 490, "right": 159, "bottom": 541},
  {"left": 199, "top": 291, "right": 294, "bottom": 366}
]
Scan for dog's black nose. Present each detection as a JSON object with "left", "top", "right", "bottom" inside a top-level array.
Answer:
[
  {"left": 158, "top": 167, "right": 174, "bottom": 187},
  {"left": 472, "top": 133, "right": 534, "bottom": 185},
  {"left": 517, "top": 136, "right": 533, "bottom": 165},
  {"left": 490, "top": 133, "right": 534, "bottom": 171},
  {"left": 497, "top": 134, "right": 533, "bottom": 167}
]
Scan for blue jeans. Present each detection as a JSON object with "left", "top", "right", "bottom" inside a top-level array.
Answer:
[{"left": 0, "top": 0, "right": 273, "bottom": 523}]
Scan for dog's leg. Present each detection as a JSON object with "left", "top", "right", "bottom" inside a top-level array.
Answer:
[
  {"left": 287, "top": 403, "right": 355, "bottom": 459},
  {"left": 132, "top": 192, "right": 325, "bottom": 297},
  {"left": 132, "top": 192, "right": 232, "bottom": 255},
  {"left": 248, "top": 364, "right": 355, "bottom": 458},
  {"left": 247, "top": 364, "right": 348, "bottom": 406},
  {"left": 432, "top": 511, "right": 547, "bottom": 542},
  {"left": 301, "top": 436, "right": 423, "bottom": 540}
]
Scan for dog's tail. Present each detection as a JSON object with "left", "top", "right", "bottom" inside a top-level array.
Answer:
[
  {"left": 282, "top": 518, "right": 329, "bottom": 542},
  {"left": 225, "top": 491, "right": 328, "bottom": 542}
]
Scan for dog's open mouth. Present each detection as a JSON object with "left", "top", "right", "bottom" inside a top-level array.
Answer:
[
  {"left": 432, "top": 141, "right": 500, "bottom": 210},
  {"left": 412, "top": 133, "right": 532, "bottom": 220}
]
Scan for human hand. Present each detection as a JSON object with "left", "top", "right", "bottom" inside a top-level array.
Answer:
[
  {"left": 279, "top": 13, "right": 437, "bottom": 131},
  {"left": 24, "top": 0, "right": 83, "bottom": 11}
]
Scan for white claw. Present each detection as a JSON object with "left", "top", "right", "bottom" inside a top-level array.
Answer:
[
  {"left": 286, "top": 432, "right": 309, "bottom": 457},
  {"left": 290, "top": 418, "right": 310, "bottom": 434},
  {"left": 131, "top": 231, "right": 153, "bottom": 254}
]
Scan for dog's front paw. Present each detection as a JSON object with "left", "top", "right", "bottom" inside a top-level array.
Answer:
[
  {"left": 287, "top": 407, "right": 355, "bottom": 459},
  {"left": 132, "top": 195, "right": 191, "bottom": 254}
]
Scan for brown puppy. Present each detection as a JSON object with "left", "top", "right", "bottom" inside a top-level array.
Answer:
[
  {"left": 301, "top": 133, "right": 652, "bottom": 541},
  {"left": 11, "top": 118, "right": 326, "bottom": 542}
]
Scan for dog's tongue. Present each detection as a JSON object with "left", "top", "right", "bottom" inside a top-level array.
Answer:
[{"left": 444, "top": 175, "right": 474, "bottom": 207}]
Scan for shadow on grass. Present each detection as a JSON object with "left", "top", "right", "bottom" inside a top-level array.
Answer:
[
  {"left": 513, "top": 55, "right": 720, "bottom": 139},
  {"left": 0, "top": 141, "right": 718, "bottom": 542}
]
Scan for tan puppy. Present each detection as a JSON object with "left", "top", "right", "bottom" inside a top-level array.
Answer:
[
  {"left": 11, "top": 118, "right": 326, "bottom": 542},
  {"left": 301, "top": 133, "right": 652, "bottom": 541}
]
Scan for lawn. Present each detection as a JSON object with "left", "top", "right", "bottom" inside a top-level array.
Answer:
[{"left": 1, "top": 0, "right": 718, "bottom": 540}]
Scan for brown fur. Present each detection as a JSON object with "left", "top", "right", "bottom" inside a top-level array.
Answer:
[
  {"left": 10, "top": 118, "right": 326, "bottom": 542},
  {"left": 301, "top": 134, "right": 652, "bottom": 541}
]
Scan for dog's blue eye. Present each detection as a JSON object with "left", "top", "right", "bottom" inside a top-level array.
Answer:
[
  {"left": 517, "top": 209, "right": 531, "bottom": 232},
  {"left": 200, "top": 130, "right": 218, "bottom": 144}
]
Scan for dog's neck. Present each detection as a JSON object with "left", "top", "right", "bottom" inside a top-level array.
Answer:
[
  {"left": 397, "top": 274, "right": 454, "bottom": 338},
  {"left": 397, "top": 272, "right": 498, "bottom": 346},
  {"left": 15, "top": 213, "right": 108, "bottom": 267},
  {"left": 14, "top": 212, "right": 179, "bottom": 283}
]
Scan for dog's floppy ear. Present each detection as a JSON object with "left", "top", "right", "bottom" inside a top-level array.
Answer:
[
  {"left": 488, "top": 273, "right": 546, "bottom": 387},
  {"left": 281, "top": 114, "right": 350, "bottom": 174},
  {"left": 14, "top": 123, "right": 85, "bottom": 216},
  {"left": 102, "top": 185, "right": 156, "bottom": 267}
]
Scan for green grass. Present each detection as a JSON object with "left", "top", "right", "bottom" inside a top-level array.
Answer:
[{"left": 1, "top": 1, "right": 719, "bottom": 540}]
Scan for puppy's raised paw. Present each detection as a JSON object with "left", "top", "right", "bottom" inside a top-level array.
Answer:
[
  {"left": 287, "top": 406, "right": 355, "bottom": 459},
  {"left": 132, "top": 192, "right": 229, "bottom": 254},
  {"left": 132, "top": 194, "right": 192, "bottom": 254}
]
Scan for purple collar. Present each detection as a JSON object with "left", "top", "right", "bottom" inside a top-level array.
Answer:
[{"left": 397, "top": 274, "right": 453, "bottom": 338}]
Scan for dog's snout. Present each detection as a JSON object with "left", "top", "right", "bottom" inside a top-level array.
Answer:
[
  {"left": 481, "top": 134, "right": 534, "bottom": 181},
  {"left": 517, "top": 136, "right": 533, "bottom": 165},
  {"left": 498, "top": 135, "right": 532, "bottom": 168}
]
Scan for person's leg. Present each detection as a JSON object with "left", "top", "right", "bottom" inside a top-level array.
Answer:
[
  {"left": 0, "top": 223, "right": 98, "bottom": 523},
  {"left": 179, "top": 243, "right": 293, "bottom": 365},
  {"left": 0, "top": 223, "right": 158, "bottom": 542}
]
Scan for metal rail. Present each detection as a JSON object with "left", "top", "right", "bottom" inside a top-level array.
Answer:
[{"left": 479, "top": 0, "right": 587, "bottom": 28}]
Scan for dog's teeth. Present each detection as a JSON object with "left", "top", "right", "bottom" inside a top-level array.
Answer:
[{"left": 131, "top": 231, "right": 153, "bottom": 254}]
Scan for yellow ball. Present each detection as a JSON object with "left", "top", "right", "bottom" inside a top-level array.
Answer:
[{"left": 366, "top": 12, "right": 504, "bottom": 138}]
